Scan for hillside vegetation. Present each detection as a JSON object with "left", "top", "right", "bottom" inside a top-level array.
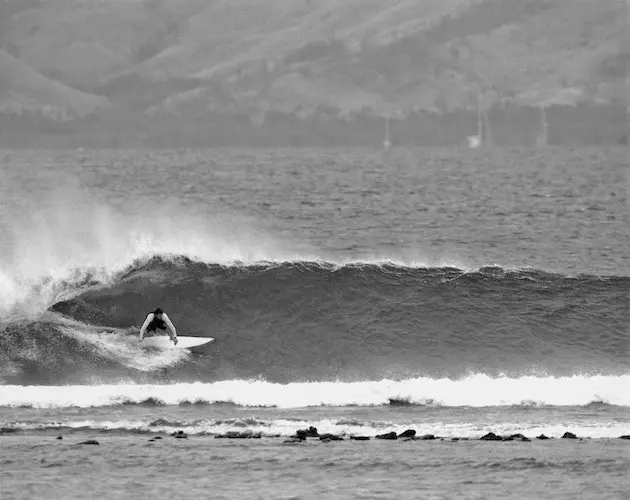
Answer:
[{"left": 0, "top": 0, "right": 626, "bottom": 145}]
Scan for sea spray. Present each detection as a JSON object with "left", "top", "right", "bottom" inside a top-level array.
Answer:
[{"left": 0, "top": 174, "right": 307, "bottom": 317}]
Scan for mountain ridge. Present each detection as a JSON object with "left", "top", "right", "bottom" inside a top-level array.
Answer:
[{"left": 0, "top": 0, "right": 626, "bottom": 146}]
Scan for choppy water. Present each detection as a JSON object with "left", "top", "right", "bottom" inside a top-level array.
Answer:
[
  {"left": 3, "top": 434, "right": 628, "bottom": 500},
  {"left": 1, "top": 147, "right": 628, "bottom": 499}
]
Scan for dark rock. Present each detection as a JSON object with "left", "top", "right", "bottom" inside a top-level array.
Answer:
[
  {"left": 350, "top": 436, "right": 370, "bottom": 441},
  {"left": 419, "top": 434, "right": 436, "bottom": 440},
  {"left": 504, "top": 434, "right": 531, "bottom": 442},
  {"left": 537, "top": 434, "right": 551, "bottom": 440},
  {"left": 398, "top": 429, "right": 416, "bottom": 438},
  {"left": 450, "top": 437, "right": 460, "bottom": 442},
  {"left": 388, "top": 398, "right": 412, "bottom": 406},
  {"left": 171, "top": 430, "right": 188, "bottom": 439},
  {"left": 319, "top": 433, "right": 343, "bottom": 441},
  {"left": 0, "top": 427, "right": 17, "bottom": 435},
  {"left": 375, "top": 431, "right": 397, "bottom": 440},
  {"left": 78, "top": 440, "right": 99, "bottom": 445},
  {"left": 215, "top": 431, "right": 261, "bottom": 439},
  {"left": 561, "top": 432, "right": 577, "bottom": 439},
  {"left": 509, "top": 434, "right": 526, "bottom": 440},
  {"left": 56, "top": 436, "right": 63, "bottom": 440},
  {"left": 153, "top": 436, "right": 163, "bottom": 440},
  {"left": 295, "top": 427, "right": 318, "bottom": 438},
  {"left": 619, "top": 435, "right": 630, "bottom": 440},
  {"left": 480, "top": 432, "right": 503, "bottom": 441}
]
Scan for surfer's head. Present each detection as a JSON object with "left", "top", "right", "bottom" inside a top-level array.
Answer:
[{"left": 153, "top": 307, "right": 164, "bottom": 316}]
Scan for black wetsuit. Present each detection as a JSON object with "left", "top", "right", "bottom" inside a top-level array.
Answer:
[{"left": 146, "top": 314, "right": 167, "bottom": 332}]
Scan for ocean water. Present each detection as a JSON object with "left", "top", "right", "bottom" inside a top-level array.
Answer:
[{"left": 0, "top": 147, "right": 629, "bottom": 499}]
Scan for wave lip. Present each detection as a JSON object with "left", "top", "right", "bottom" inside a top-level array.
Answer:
[
  {"left": 2, "top": 375, "right": 628, "bottom": 409},
  {"left": 4, "top": 250, "right": 626, "bottom": 320}
]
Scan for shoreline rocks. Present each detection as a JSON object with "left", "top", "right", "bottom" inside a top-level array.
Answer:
[
  {"left": 214, "top": 431, "right": 262, "bottom": 439},
  {"left": 375, "top": 431, "right": 398, "bottom": 440},
  {"left": 480, "top": 432, "right": 532, "bottom": 442},
  {"left": 17, "top": 429, "right": 630, "bottom": 444},
  {"left": 77, "top": 439, "right": 99, "bottom": 445}
]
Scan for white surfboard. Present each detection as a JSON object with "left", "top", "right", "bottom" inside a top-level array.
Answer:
[{"left": 142, "top": 336, "right": 214, "bottom": 349}]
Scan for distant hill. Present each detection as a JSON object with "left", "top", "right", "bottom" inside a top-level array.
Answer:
[
  {"left": 0, "top": 0, "right": 626, "bottom": 146},
  {"left": 0, "top": 49, "right": 109, "bottom": 120}
]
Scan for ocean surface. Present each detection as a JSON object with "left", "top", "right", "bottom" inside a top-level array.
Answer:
[{"left": 0, "top": 147, "right": 628, "bottom": 499}]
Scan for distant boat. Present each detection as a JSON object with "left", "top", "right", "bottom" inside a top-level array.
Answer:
[
  {"left": 383, "top": 116, "right": 392, "bottom": 149},
  {"left": 536, "top": 106, "right": 548, "bottom": 147},
  {"left": 467, "top": 91, "right": 485, "bottom": 148},
  {"left": 467, "top": 135, "right": 481, "bottom": 148}
]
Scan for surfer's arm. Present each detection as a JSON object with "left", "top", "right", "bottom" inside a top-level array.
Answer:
[
  {"left": 139, "top": 314, "right": 153, "bottom": 340},
  {"left": 163, "top": 313, "right": 177, "bottom": 339}
]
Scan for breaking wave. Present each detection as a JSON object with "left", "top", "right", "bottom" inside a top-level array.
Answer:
[
  {"left": 1, "top": 374, "right": 629, "bottom": 409},
  {"left": 1, "top": 254, "right": 629, "bottom": 385}
]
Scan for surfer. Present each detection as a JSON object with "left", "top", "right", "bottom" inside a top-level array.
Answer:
[{"left": 139, "top": 308, "right": 178, "bottom": 345}]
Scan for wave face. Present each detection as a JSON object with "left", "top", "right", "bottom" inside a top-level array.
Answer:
[{"left": 1, "top": 256, "right": 628, "bottom": 386}]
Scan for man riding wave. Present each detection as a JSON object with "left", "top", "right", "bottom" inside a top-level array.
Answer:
[{"left": 139, "top": 307, "right": 178, "bottom": 345}]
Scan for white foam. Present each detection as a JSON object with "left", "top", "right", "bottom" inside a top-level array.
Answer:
[
  {"left": 1, "top": 374, "right": 628, "bottom": 409},
  {"left": 56, "top": 320, "right": 188, "bottom": 372}
]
